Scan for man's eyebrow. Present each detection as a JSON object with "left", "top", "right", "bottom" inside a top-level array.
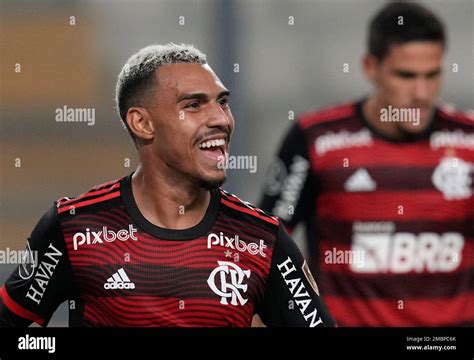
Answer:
[
  {"left": 393, "top": 70, "right": 417, "bottom": 78},
  {"left": 393, "top": 68, "right": 442, "bottom": 78},
  {"left": 425, "top": 68, "right": 442, "bottom": 77},
  {"left": 217, "top": 90, "right": 231, "bottom": 98},
  {"left": 177, "top": 93, "right": 209, "bottom": 103},
  {"left": 176, "top": 90, "right": 230, "bottom": 103}
]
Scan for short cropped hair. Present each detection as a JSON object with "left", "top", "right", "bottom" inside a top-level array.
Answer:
[
  {"left": 368, "top": 2, "right": 445, "bottom": 60},
  {"left": 115, "top": 43, "right": 207, "bottom": 144}
]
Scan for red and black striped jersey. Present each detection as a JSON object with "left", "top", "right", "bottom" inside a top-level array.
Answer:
[
  {"left": 0, "top": 174, "right": 335, "bottom": 327},
  {"left": 260, "top": 100, "right": 474, "bottom": 326}
]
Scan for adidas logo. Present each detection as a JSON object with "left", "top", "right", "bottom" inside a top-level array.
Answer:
[
  {"left": 104, "top": 268, "right": 135, "bottom": 290},
  {"left": 344, "top": 168, "right": 376, "bottom": 192}
]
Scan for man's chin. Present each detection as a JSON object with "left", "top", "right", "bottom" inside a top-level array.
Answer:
[
  {"left": 198, "top": 175, "right": 226, "bottom": 190},
  {"left": 399, "top": 116, "right": 432, "bottom": 135},
  {"left": 399, "top": 123, "right": 424, "bottom": 135}
]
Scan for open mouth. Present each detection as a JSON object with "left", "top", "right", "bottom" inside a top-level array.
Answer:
[{"left": 198, "top": 138, "right": 226, "bottom": 162}]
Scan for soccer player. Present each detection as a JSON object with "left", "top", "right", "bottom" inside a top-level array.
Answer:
[
  {"left": 0, "top": 44, "right": 335, "bottom": 327},
  {"left": 259, "top": 2, "right": 473, "bottom": 326}
]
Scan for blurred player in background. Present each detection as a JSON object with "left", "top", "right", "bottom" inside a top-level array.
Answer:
[{"left": 260, "top": 2, "right": 473, "bottom": 326}]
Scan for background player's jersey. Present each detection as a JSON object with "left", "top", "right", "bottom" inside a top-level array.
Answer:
[
  {"left": 260, "top": 100, "right": 473, "bottom": 326},
  {"left": 0, "top": 174, "right": 335, "bottom": 327}
]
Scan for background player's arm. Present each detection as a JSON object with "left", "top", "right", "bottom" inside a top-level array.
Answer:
[
  {"left": 258, "top": 122, "right": 315, "bottom": 233},
  {"left": 256, "top": 223, "right": 335, "bottom": 327},
  {"left": 0, "top": 206, "right": 73, "bottom": 327}
]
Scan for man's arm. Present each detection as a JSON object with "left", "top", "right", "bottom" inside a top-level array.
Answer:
[
  {"left": 256, "top": 223, "right": 336, "bottom": 327},
  {"left": 0, "top": 205, "right": 73, "bottom": 327},
  {"left": 258, "top": 122, "right": 315, "bottom": 233}
]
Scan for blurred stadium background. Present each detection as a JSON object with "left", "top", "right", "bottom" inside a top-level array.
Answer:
[{"left": 1, "top": 0, "right": 472, "bottom": 326}]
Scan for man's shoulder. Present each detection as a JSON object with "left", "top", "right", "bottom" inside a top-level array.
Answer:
[
  {"left": 55, "top": 177, "right": 123, "bottom": 216},
  {"left": 218, "top": 188, "right": 280, "bottom": 229},
  {"left": 437, "top": 104, "right": 474, "bottom": 129},
  {"left": 297, "top": 101, "right": 359, "bottom": 131}
]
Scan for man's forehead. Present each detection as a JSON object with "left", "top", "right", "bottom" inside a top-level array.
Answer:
[
  {"left": 156, "top": 63, "right": 226, "bottom": 93},
  {"left": 385, "top": 42, "right": 444, "bottom": 63}
]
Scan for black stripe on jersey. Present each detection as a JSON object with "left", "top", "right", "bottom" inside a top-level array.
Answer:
[{"left": 220, "top": 190, "right": 278, "bottom": 222}]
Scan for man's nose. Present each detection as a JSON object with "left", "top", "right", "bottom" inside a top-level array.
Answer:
[
  {"left": 413, "top": 77, "right": 430, "bottom": 101},
  {"left": 206, "top": 103, "right": 231, "bottom": 129}
]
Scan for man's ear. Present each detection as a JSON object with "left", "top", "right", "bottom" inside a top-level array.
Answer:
[
  {"left": 362, "top": 53, "right": 378, "bottom": 84},
  {"left": 126, "top": 107, "right": 155, "bottom": 142}
]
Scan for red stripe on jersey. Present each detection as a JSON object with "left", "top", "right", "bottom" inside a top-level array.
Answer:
[
  {"left": 313, "top": 140, "right": 426, "bottom": 168},
  {"left": 58, "top": 183, "right": 121, "bottom": 208},
  {"left": 325, "top": 292, "right": 474, "bottom": 326},
  {"left": 220, "top": 198, "right": 279, "bottom": 226},
  {"left": 299, "top": 103, "right": 356, "bottom": 130},
  {"left": 310, "top": 139, "right": 471, "bottom": 169},
  {"left": 57, "top": 191, "right": 121, "bottom": 214},
  {"left": 317, "top": 191, "right": 473, "bottom": 221},
  {"left": 0, "top": 286, "right": 45, "bottom": 326}
]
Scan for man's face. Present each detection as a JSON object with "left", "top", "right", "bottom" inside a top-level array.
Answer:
[
  {"left": 366, "top": 41, "right": 444, "bottom": 133},
  {"left": 148, "top": 63, "right": 234, "bottom": 189}
]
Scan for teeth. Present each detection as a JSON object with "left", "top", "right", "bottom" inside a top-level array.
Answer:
[{"left": 199, "top": 138, "right": 225, "bottom": 149}]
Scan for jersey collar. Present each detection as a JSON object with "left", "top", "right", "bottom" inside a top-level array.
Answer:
[
  {"left": 121, "top": 173, "right": 220, "bottom": 240},
  {"left": 356, "top": 98, "right": 437, "bottom": 143}
]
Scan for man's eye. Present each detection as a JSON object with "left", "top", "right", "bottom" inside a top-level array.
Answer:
[
  {"left": 185, "top": 102, "right": 200, "bottom": 109},
  {"left": 218, "top": 98, "right": 229, "bottom": 106},
  {"left": 426, "top": 71, "right": 441, "bottom": 79},
  {"left": 397, "top": 72, "right": 416, "bottom": 79}
]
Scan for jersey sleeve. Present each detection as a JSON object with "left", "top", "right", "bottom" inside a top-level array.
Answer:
[
  {"left": 0, "top": 205, "right": 74, "bottom": 327},
  {"left": 258, "top": 122, "right": 315, "bottom": 232},
  {"left": 256, "top": 222, "right": 336, "bottom": 327}
]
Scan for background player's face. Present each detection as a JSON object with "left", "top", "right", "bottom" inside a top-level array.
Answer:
[
  {"left": 364, "top": 41, "right": 444, "bottom": 133},
  {"left": 149, "top": 63, "right": 234, "bottom": 189}
]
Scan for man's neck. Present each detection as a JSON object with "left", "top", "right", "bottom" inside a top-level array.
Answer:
[
  {"left": 131, "top": 165, "right": 211, "bottom": 230},
  {"left": 362, "top": 96, "right": 404, "bottom": 139}
]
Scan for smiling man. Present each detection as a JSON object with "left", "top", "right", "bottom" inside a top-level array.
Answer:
[
  {"left": 0, "top": 43, "right": 335, "bottom": 327},
  {"left": 260, "top": 2, "right": 473, "bottom": 326}
]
